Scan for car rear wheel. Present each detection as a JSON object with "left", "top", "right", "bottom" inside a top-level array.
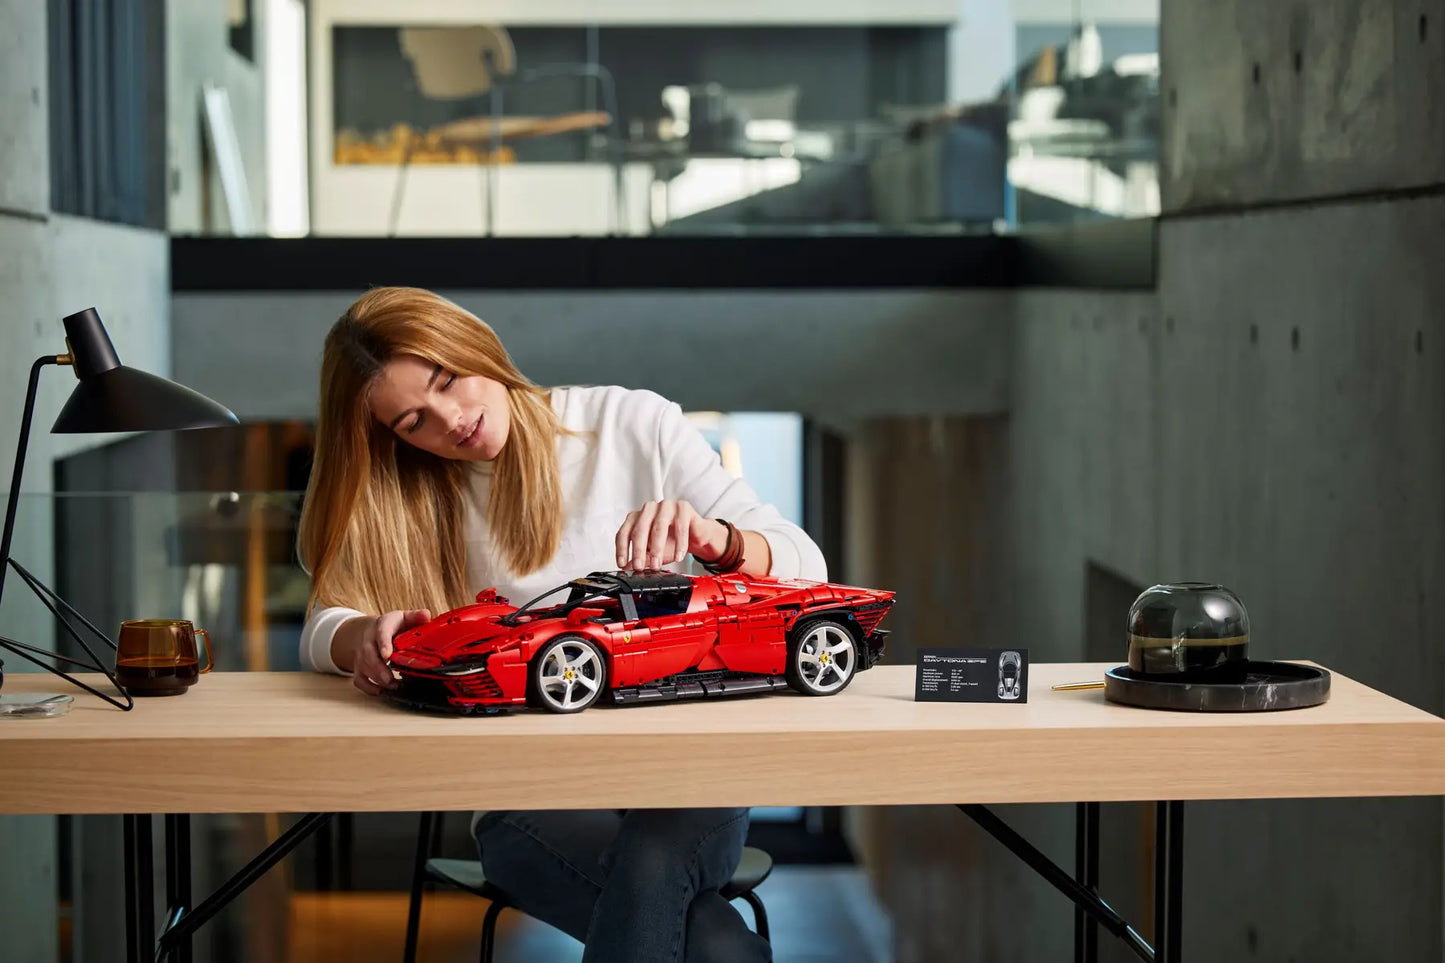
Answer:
[
  {"left": 531, "top": 635, "right": 607, "bottom": 713},
  {"left": 786, "top": 619, "right": 858, "bottom": 696}
]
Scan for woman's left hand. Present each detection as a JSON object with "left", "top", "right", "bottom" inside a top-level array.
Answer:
[{"left": 615, "top": 499, "right": 727, "bottom": 571}]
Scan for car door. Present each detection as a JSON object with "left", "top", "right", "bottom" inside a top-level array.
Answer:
[
  {"left": 714, "top": 608, "right": 787, "bottom": 674},
  {"left": 600, "top": 608, "right": 653, "bottom": 687},
  {"left": 708, "top": 579, "right": 786, "bottom": 674},
  {"left": 630, "top": 586, "right": 717, "bottom": 681}
]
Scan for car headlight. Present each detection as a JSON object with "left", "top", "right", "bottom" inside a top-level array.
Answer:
[{"left": 436, "top": 654, "right": 491, "bottom": 676}]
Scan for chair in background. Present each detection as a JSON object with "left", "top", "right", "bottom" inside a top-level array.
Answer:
[
  {"left": 389, "top": 26, "right": 615, "bottom": 236},
  {"left": 401, "top": 810, "right": 773, "bottom": 963}
]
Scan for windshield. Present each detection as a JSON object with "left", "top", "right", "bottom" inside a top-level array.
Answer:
[{"left": 499, "top": 580, "right": 619, "bottom": 626}]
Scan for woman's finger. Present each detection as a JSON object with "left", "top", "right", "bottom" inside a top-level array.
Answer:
[
  {"left": 375, "top": 610, "right": 417, "bottom": 661},
  {"left": 629, "top": 502, "right": 659, "bottom": 569},
  {"left": 362, "top": 631, "right": 399, "bottom": 689},
  {"left": 671, "top": 503, "right": 693, "bottom": 564},
  {"left": 615, "top": 510, "right": 639, "bottom": 567},
  {"left": 647, "top": 502, "right": 676, "bottom": 568},
  {"left": 352, "top": 649, "right": 384, "bottom": 695}
]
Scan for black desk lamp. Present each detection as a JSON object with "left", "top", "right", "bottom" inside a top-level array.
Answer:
[{"left": 0, "top": 308, "right": 238, "bottom": 709}]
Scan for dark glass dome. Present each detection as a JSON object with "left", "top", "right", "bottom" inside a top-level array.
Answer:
[{"left": 1127, "top": 583, "right": 1250, "bottom": 681}]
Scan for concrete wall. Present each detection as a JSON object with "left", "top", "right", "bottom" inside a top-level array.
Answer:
[
  {"left": 171, "top": 289, "right": 1013, "bottom": 423},
  {"left": 0, "top": 0, "right": 46, "bottom": 218},
  {"left": 1153, "top": 0, "right": 1445, "bottom": 950},
  {"left": 1162, "top": 0, "right": 1445, "bottom": 212},
  {"left": 0, "top": 8, "right": 56, "bottom": 951},
  {"left": 1149, "top": 198, "right": 1444, "bottom": 963},
  {"left": 0, "top": 2, "right": 172, "bottom": 960}
]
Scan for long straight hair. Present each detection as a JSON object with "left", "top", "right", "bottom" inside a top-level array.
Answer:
[{"left": 298, "top": 287, "right": 563, "bottom": 617}]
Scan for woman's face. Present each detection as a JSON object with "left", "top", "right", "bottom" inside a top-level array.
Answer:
[{"left": 369, "top": 354, "right": 510, "bottom": 461}]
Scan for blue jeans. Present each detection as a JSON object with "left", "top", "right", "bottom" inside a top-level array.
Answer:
[{"left": 474, "top": 807, "right": 772, "bottom": 963}]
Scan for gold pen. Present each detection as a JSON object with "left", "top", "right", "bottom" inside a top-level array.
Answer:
[{"left": 1052, "top": 681, "right": 1105, "bottom": 690}]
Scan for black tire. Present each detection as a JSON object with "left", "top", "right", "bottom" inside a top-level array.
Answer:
[
  {"left": 785, "top": 618, "right": 859, "bottom": 696},
  {"left": 530, "top": 635, "right": 607, "bottom": 713}
]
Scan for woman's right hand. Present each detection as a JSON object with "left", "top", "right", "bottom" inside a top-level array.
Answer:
[{"left": 351, "top": 609, "right": 431, "bottom": 696}]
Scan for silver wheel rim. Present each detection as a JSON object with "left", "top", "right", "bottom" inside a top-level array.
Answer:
[
  {"left": 538, "top": 639, "right": 603, "bottom": 710},
  {"left": 797, "top": 623, "right": 855, "bottom": 694}
]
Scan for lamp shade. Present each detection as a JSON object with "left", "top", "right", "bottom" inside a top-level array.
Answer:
[{"left": 50, "top": 307, "right": 238, "bottom": 433}]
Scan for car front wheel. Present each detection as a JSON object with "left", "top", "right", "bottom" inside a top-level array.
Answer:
[
  {"left": 531, "top": 635, "right": 606, "bottom": 713},
  {"left": 786, "top": 619, "right": 858, "bottom": 696}
]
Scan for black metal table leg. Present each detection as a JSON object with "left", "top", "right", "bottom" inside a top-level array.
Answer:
[
  {"left": 1154, "top": 801, "right": 1184, "bottom": 963},
  {"left": 959, "top": 804, "right": 1154, "bottom": 962},
  {"left": 164, "top": 814, "right": 193, "bottom": 963},
  {"left": 124, "top": 814, "right": 139, "bottom": 963},
  {"left": 402, "top": 811, "right": 436, "bottom": 963},
  {"left": 1075, "top": 802, "right": 1100, "bottom": 963},
  {"left": 178, "top": 814, "right": 192, "bottom": 963},
  {"left": 137, "top": 814, "right": 154, "bottom": 960},
  {"left": 961, "top": 802, "right": 1187, "bottom": 963},
  {"left": 316, "top": 812, "right": 333, "bottom": 891},
  {"left": 164, "top": 815, "right": 177, "bottom": 962},
  {"left": 1169, "top": 803, "right": 1183, "bottom": 960},
  {"left": 338, "top": 812, "right": 354, "bottom": 890},
  {"left": 155, "top": 812, "right": 334, "bottom": 961}
]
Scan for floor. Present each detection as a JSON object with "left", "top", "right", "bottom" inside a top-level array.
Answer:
[{"left": 287, "top": 865, "right": 893, "bottom": 963}]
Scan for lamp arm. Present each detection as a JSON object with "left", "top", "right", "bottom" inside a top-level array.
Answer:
[{"left": 0, "top": 355, "right": 61, "bottom": 610}]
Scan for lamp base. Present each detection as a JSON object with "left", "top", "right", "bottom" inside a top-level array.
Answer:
[
  {"left": 0, "top": 693, "right": 74, "bottom": 717},
  {"left": 0, "top": 556, "right": 133, "bottom": 710}
]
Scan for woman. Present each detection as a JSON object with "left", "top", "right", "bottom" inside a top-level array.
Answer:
[{"left": 297, "top": 286, "right": 825, "bottom": 963}]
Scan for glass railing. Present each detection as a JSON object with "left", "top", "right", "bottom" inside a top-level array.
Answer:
[
  {"left": 2, "top": 491, "right": 310, "bottom": 678},
  {"left": 1007, "top": 22, "right": 1160, "bottom": 223},
  {"left": 165, "top": 3, "right": 1158, "bottom": 239},
  {"left": 319, "top": 19, "right": 999, "bottom": 237}
]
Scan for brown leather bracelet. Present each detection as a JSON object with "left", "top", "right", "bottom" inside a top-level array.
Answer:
[{"left": 700, "top": 518, "right": 745, "bottom": 574}]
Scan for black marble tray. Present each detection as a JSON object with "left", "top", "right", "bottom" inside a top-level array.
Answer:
[{"left": 1104, "top": 661, "right": 1331, "bottom": 712}]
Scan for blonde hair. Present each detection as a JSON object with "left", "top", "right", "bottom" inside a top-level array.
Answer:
[{"left": 298, "top": 287, "right": 563, "bottom": 617}]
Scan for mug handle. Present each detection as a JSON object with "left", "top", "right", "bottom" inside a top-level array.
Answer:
[{"left": 194, "top": 629, "right": 214, "bottom": 673}]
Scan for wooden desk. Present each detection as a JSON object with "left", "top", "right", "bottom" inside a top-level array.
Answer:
[
  {"left": 3, "top": 663, "right": 1443, "bottom": 815},
  {"left": 5, "top": 663, "right": 1442, "bottom": 963}
]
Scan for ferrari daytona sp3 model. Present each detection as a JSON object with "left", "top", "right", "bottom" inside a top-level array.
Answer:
[{"left": 385, "top": 570, "right": 895, "bottom": 714}]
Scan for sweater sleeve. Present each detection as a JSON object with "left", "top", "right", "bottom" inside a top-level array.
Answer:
[
  {"left": 299, "top": 604, "right": 365, "bottom": 675},
  {"left": 654, "top": 397, "right": 828, "bottom": 582}
]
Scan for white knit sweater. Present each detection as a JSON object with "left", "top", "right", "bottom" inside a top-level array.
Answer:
[{"left": 300, "top": 384, "right": 828, "bottom": 674}]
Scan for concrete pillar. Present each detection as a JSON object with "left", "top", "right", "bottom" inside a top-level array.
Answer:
[{"left": 1, "top": 3, "right": 172, "bottom": 960}]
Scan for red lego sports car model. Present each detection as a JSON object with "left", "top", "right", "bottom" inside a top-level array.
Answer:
[{"left": 384, "top": 570, "right": 895, "bottom": 714}]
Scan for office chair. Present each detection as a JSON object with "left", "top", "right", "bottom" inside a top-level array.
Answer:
[{"left": 389, "top": 26, "right": 614, "bottom": 236}]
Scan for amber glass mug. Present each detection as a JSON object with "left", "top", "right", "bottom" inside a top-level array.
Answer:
[{"left": 115, "top": 619, "right": 213, "bottom": 696}]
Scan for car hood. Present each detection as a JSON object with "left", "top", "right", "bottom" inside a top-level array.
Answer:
[{"left": 389, "top": 602, "right": 522, "bottom": 671}]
